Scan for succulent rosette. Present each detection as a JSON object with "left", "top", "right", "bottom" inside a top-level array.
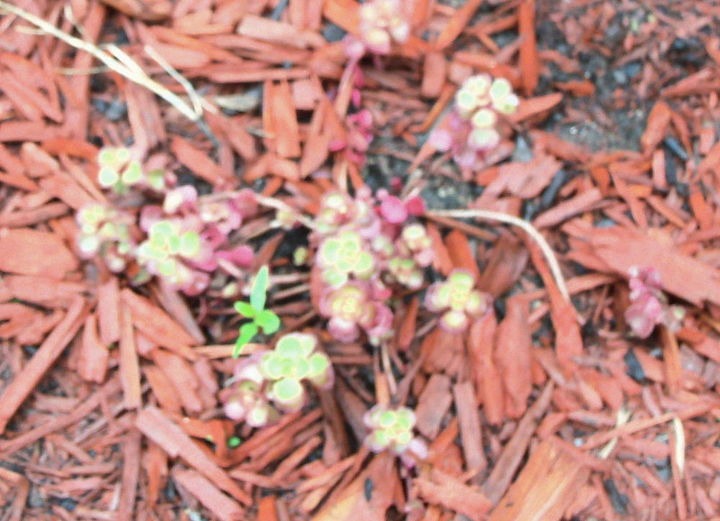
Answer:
[
  {"left": 363, "top": 405, "right": 426, "bottom": 459},
  {"left": 221, "top": 333, "right": 334, "bottom": 426},
  {"left": 430, "top": 74, "right": 519, "bottom": 170},
  {"left": 424, "top": 269, "right": 491, "bottom": 332},
  {"left": 259, "top": 333, "right": 333, "bottom": 411}
]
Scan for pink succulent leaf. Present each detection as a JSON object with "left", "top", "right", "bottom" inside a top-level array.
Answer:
[
  {"left": 139, "top": 205, "right": 164, "bottom": 232},
  {"left": 423, "top": 283, "right": 443, "bottom": 312},
  {"left": 625, "top": 293, "right": 664, "bottom": 338},
  {"left": 328, "top": 316, "right": 361, "bottom": 343},
  {"left": 234, "top": 189, "right": 259, "bottom": 218},
  {"left": 428, "top": 128, "right": 452, "bottom": 151},
  {"left": 404, "top": 196, "right": 426, "bottom": 216},
  {"left": 343, "top": 34, "right": 367, "bottom": 61},
  {"left": 164, "top": 185, "right": 198, "bottom": 214},
  {"left": 201, "top": 226, "right": 228, "bottom": 250},
  {"left": 349, "top": 108, "right": 373, "bottom": 129},
  {"left": 379, "top": 195, "right": 408, "bottom": 224},
  {"left": 365, "top": 303, "right": 394, "bottom": 342},
  {"left": 216, "top": 245, "right": 254, "bottom": 268},
  {"left": 223, "top": 398, "right": 247, "bottom": 421},
  {"left": 179, "top": 270, "right": 211, "bottom": 296},
  {"left": 351, "top": 88, "right": 363, "bottom": 108}
]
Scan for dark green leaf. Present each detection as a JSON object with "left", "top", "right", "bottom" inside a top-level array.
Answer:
[
  {"left": 250, "top": 265, "right": 269, "bottom": 311},
  {"left": 255, "top": 309, "right": 281, "bottom": 335},
  {"left": 233, "top": 322, "right": 259, "bottom": 358}
]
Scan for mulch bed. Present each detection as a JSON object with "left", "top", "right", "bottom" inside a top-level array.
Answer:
[{"left": 2, "top": 0, "right": 720, "bottom": 520}]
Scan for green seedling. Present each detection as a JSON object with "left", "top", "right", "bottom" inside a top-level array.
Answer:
[{"left": 233, "top": 266, "right": 281, "bottom": 357}]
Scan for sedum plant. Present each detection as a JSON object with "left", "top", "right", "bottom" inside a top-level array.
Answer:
[
  {"left": 344, "top": 0, "right": 410, "bottom": 58},
  {"left": 309, "top": 188, "right": 433, "bottom": 344},
  {"left": 316, "top": 230, "right": 375, "bottom": 287},
  {"left": 76, "top": 202, "right": 135, "bottom": 272},
  {"left": 135, "top": 219, "right": 207, "bottom": 291},
  {"left": 76, "top": 147, "right": 258, "bottom": 295},
  {"left": 260, "top": 333, "right": 333, "bottom": 410},
  {"left": 424, "top": 269, "right": 492, "bottom": 332},
  {"left": 233, "top": 266, "right": 281, "bottom": 357},
  {"left": 221, "top": 332, "right": 333, "bottom": 426},
  {"left": 430, "top": 74, "right": 519, "bottom": 170},
  {"left": 363, "top": 405, "right": 427, "bottom": 464},
  {"left": 97, "top": 147, "right": 165, "bottom": 194},
  {"left": 625, "top": 266, "right": 684, "bottom": 338},
  {"left": 319, "top": 282, "right": 393, "bottom": 344}
]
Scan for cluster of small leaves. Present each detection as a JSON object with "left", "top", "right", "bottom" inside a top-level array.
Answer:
[
  {"left": 310, "top": 188, "right": 432, "bottom": 344},
  {"left": 76, "top": 147, "right": 257, "bottom": 295},
  {"left": 97, "top": 147, "right": 165, "bottom": 194},
  {"left": 221, "top": 333, "right": 333, "bottom": 427},
  {"left": 233, "top": 266, "right": 281, "bottom": 356},
  {"left": 76, "top": 203, "right": 135, "bottom": 272},
  {"left": 430, "top": 74, "right": 520, "bottom": 170},
  {"left": 344, "top": 0, "right": 410, "bottom": 58},
  {"left": 625, "top": 266, "right": 685, "bottom": 338},
  {"left": 425, "top": 269, "right": 491, "bottom": 332},
  {"left": 363, "top": 405, "right": 427, "bottom": 462}
]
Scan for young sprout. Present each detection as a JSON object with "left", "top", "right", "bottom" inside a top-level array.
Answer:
[
  {"left": 364, "top": 405, "right": 422, "bottom": 455},
  {"left": 233, "top": 266, "right": 281, "bottom": 357},
  {"left": 625, "top": 266, "right": 685, "bottom": 338},
  {"left": 260, "top": 333, "right": 333, "bottom": 411},
  {"left": 425, "top": 269, "right": 491, "bottom": 332},
  {"left": 97, "top": 147, "right": 145, "bottom": 195}
]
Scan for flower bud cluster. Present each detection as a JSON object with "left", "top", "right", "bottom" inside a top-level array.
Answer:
[
  {"left": 311, "top": 188, "right": 431, "bottom": 344},
  {"left": 76, "top": 147, "right": 257, "bottom": 295},
  {"left": 221, "top": 333, "right": 333, "bottom": 426},
  {"left": 430, "top": 74, "right": 519, "bottom": 169}
]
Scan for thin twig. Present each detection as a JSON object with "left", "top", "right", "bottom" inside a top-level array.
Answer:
[
  {"left": 0, "top": 1, "right": 204, "bottom": 130},
  {"left": 427, "top": 208, "right": 570, "bottom": 301}
]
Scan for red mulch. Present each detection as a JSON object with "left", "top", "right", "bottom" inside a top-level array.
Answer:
[{"left": 1, "top": 1, "right": 720, "bottom": 520}]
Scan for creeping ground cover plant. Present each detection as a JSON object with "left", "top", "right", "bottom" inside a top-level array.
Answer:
[
  {"left": 221, "top": 333, "right": 333, "bottom": 427},
  {"left": 76, "top": 147, "right": 257, "bottom": 296},
  {"left": 431, "top": 73, "right": 520, "bottom": 171}
]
